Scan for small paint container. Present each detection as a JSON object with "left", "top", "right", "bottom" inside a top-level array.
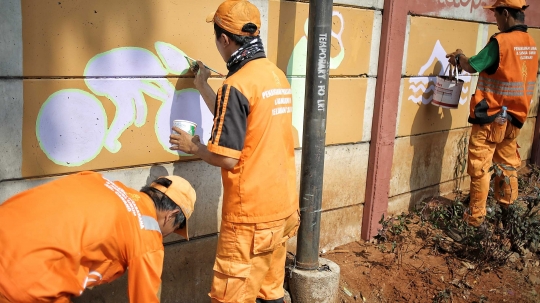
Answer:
[{"left": 173, "top": 120, "right": 197, "bottom": 136}]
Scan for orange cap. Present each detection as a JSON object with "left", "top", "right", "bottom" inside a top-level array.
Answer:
[
  {"left": 150, "top": 176, "right": 196, "bottom": 240},
  {"left": 206, "top": 0, "right": 261, "bottom": 37},
  {"left": 484, "top": 0, "right": 529, "bottom": 10}
]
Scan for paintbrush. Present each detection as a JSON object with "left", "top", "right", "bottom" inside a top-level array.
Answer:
[{"left": 184, "top": 55, "right": 225, "bottom": 77}]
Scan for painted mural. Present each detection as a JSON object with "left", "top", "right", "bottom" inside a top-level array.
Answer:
[
  {"left": 397, "top": 17, "right": 480, "bottom": 137},
  {"left": 407, "top": 40, "right": 473, "bottom": 106},
  {"left": 21, "top": 0, "right": 228, "bottom": 176},
  {"left": 36, "top": 43, "right": 213, "bottom": 167},
  {"left": 287, "top": 11, "right": 345, "bottom": 146},
  {"left": 266, "top": 2, "right": 376, "bottom": 147},
  {"left": 21, "top": 0, "right": 375, "bottom": 176}
]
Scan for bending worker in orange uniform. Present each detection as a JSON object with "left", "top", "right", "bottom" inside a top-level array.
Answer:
[
  {"left": 169, "top": 1, "right": 299, "bottom": 302},
  {"left": 0, "top": 171, "right": 196, "bottom": 302},
  {"left": 445, "top": 0, "right": 538, "bottom": 241}
]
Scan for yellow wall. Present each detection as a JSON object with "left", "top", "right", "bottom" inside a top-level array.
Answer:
[{"left": 398, "top": 17, "right": 478, "bottom": 137}]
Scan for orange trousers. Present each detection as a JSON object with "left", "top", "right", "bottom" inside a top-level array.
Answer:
[
  {"left": 209, "top": 211, "right": 300, "bottom": 303},
  {"left": 466, "top": 122, "right": 521, "bottom": 226}
]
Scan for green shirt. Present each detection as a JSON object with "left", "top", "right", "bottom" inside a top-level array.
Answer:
[{"left": 469, "top": 40, "right": 499, "bottom": 74}]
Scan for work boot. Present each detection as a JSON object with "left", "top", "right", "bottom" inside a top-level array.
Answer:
[
  {"left": 445, "top": 223, "right": 489, "bottom": 243},
  {"left": 445, "top": 227, "right": 465, "bottom": 243}
]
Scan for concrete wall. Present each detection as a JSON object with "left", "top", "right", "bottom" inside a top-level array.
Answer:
[
  {"left": 388, "top": 3, "right": 540, "bottom": 215},
  {"left": 0, "top": 0, "right": 382, "bottom": 301}
]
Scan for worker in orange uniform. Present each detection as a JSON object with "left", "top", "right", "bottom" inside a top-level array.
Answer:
[
  {"left": 445, "top": 0, "right": 538, "bottom": 241},
  {"left": 169, "top": 1, "right": 299, "bottom": 302},
  {"left": 0, "top": 171, "right": 196, "bottom": 302}
]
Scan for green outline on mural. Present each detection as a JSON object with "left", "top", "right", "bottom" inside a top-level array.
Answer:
[
  {"left": 155, "top": 88, "right": 200, "bottom": 155},
  {"left": 36, "top": 89, "right": 107, "bottom": 167},
  {"left": 154, "top": 41, "right": 190, "bottom": 75}
]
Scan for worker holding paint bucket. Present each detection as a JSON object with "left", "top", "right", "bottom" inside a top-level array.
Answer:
[
  {"left": 0, "top": 171, "right": 196, "bottom": 302},
  {"left": 169, "top": 1, "right": 299, "bottom": 302},
  {"left": 445, "top": 0, "right": 538, "bottom": 241}
]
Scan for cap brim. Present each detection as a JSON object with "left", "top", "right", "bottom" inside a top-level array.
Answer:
[
  {"left": 206, "top": 12, "right": 215, "bottom": 23},
  {"left": 483, "top": 4, "right": 530, "bottom": 10},
  {"left": 174, "top": 223, "right": 189, "bottom": 240}
]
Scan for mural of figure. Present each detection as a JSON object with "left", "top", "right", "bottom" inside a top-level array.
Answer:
[
  {"left": 36, "top": 89, "right": 107, "bottom": 166},
  {"left": 153, "top": 42, "right": 214, "bottom": 155},
  {"left": 155, "top": 42, "right": 191, "bottom": 76},
  {"left": 84, "top": 47, "right": 176, "bottom": 153},
  {"left": 36, "top": 41, "right": 215, "bottom": 167},
  {"left": 287, "top": 11, "right": 345, "bottom": 146},
  {"left": 408, "top": 40, "right": 472, "bottom": 105}
]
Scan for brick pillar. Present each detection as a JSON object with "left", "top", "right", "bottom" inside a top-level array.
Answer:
[{"left": 362, "top": 0, "right": 409, "bottom": 240}]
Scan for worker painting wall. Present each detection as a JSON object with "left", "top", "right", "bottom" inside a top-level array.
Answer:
[
  {"left": 0, "top": 0, "right": 382, "bottom": 301},
  {"left": 388, "top": 6, "right": 540, "bottom": 215}
]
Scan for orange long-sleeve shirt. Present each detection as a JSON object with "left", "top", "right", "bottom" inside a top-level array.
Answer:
[{"left": 0, "top": 171, "right": 164, "bottom": 302}]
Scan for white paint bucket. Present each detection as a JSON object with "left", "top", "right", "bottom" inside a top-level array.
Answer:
[
  {"left": 173, "top": 120, "right": 197, "bottom": 136},
  {"left": 431, "top": 65, "right": 464, "bottom": 109}
]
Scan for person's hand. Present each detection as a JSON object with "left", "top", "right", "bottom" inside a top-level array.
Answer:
[
  {"left": 193, "top": 61, "right": 211, "bottom": 91},
  {"left": 446, "top": 49, "right": 464, "bottom": 66},
  {"left": 169, "top": 127, "right": 200, "bottom": 154}
]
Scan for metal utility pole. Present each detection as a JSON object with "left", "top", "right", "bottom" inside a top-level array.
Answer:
[{"left": 296, "top": 0, "right": 333, "bottom": 271}]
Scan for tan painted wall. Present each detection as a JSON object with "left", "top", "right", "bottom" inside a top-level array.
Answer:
[
  {"left": 20, "top": 0, "right": 375, "bottom": 177},
  {"left": 398, "top": 17, "right": 478, "bottom": 137}
]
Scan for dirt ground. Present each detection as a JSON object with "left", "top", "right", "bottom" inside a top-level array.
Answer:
[
  {"left": 325, "top": 221, "right": 540, "bottom": 303},
  {"left": 322, "top": 167, "right": 540, "bottom": 303}
]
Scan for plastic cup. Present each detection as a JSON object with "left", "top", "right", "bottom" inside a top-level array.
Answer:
[{"left": 172, "top": 120, "right": 197, "bottom": 136}]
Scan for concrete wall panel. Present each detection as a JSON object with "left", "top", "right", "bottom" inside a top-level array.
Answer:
[
  {"left": 20, "top": 78, "right": 223, "bottom": 177},
  {"left": 319, "top": 143, "right": 369, "bottom": 210},
  {"left": 530, "top": 74, "right": 540, "bottom": 118},
  {"left": 0, "top": 0, "right": 22, "bottom": 77},
  {"left": 518, "top": 118, "right": 536, "bottom": 161},
  {"left": 290, "top": 77, "right": 369, "bottom": 147},
  {"left": 288, "top": 204, "right": 364, "bottom": 253},
  {"left": 398, "top": 17, "right": 481, "bottom": 137},
  {"left": 334, "top": 0, "right": 384, "bottom": 10},
  {"left": 325, "top": 78, "right": 368, "bottom": 145},
  {"left": 320, "top": 204, "right": 363, "bottom": 251},
  {"left": 390, "top": 128, "right": 471, "bottom": 198},
  {"left": 21, "top": 0, "right": 227, "bottom": 77},
  {"left": 0, "top": 79, "right": 23, "bottom": 181},
  {"left": 529, "top": 28, "right": 540, "bottom": 74},
  {"left": 404, "top": 17, "right": 479, "bottom": 77},
  {"left": 267, "top": 2, "right": 376, "bottom": 77},
  {"left": 388, "top": 177, "right": 471, "bottom": 216},
  {"left": 398, "top": 77, "right": 473, "bottom": 137}
]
